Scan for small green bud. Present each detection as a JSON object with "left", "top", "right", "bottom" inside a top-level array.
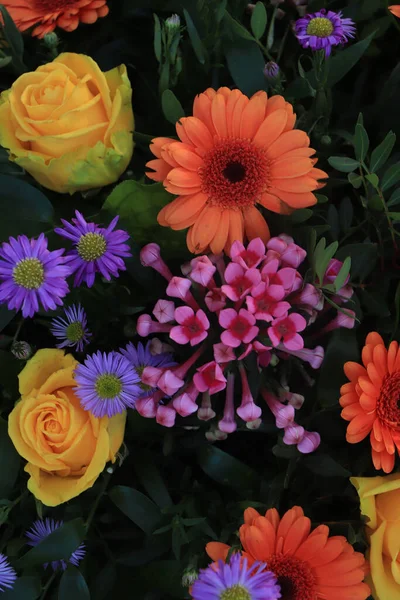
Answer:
[
  {"left": 43, "top": 32, "right": 59, "bottom": 49},
  {"left": 320, "top": 135, "right": 332, "bottom": 146}
]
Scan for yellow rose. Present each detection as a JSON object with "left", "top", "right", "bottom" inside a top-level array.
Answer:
[
  {"left": 352, "top": 474, "right": 400, "bottom": 599},
  {"left": 0, "top": 53, "right": 134, "bottom": 194},
  {"left": 8, "top": 349, "right": 126, "bottom": 507}
]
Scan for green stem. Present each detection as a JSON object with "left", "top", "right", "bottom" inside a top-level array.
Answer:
[
  {"left": 85, "top": 469, "right": 113, "bottom": 532},
  {"left": 12, "top": 317, "right": 24, "bottom": 344},
  {"left": 39, "top": 572, "right": 57, "bottom": 600}
]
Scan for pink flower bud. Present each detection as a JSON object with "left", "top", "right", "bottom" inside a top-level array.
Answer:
[
  {"left": 141, "top": 366, "right": 163, "bottom": 388},
  {"left": 262, "top": 390, "right": 295, "bottom": 428},
  {"left": 218, "top": 373, "right": 237, "bottom": 434},
  {"left": 280, "top": 389, "right": 304, "bottom": 410},
  {"left": 312, "top": 309, "right": 356, "bottom": 338},
  {"left": 194, "top": 361, "right": 227, "bottom": 395},
  {"left": 297, "top": 431, "right": 321, "bottom": 454},
  {"left": 172, "top": 392, "right": 199, "bottom": 416},
  {"left": 213, "top": 342, "right": 236, "bottom": 364},
  {"left": 291, "top": 284, "right": 324, "bottom": 310},
  {"left": 166, "top": 277, "right": 199, "bottom": 310},
  {"left": 137, "top": 314, "right": 173, "bottom": 336},
  {"left": 140, "top": 244, "right": 173, "bottom": 281},
  {"left": 205, "top": 288, "right": 226, "bottom": 313},
  {"left": 135, "top": 395, "right": 158, "bottom": 418},
  {"left": 277, "top": 344, "right": 324, "bottom": 369},
  {"left": 246, "top": 418, "right": 262, "bottom": 430},
  {"left": 153, "top": 299, "right": 176, "bottom": 323},
  {"left": 189, "top": 256, "right": 216, "bottom": 287},
  {"left": 156, "top": 404, "right": 176, "bottom": 428},
  {"left": 157, "top": 369, "right": 184, "bottom": 396},
  {"left": 197, "top": 392, "right": 216, "bottom": 421},
  {"left": 236, "top": 364, "right": 262, "bottom": 422},
  {"left": 283, "top": 424, "right": 305, "bottom": 445}
]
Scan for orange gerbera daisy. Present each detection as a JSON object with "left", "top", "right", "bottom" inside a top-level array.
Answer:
[
  {"left": 146, "top": 87, "right": 327, "bottom": 255},
  {"left": 340, "top": 332, "right": 400, "bottom": 473},
  {"left": 206, "top": 506, "right": 370, "bottom": 600},
  {"left": 2, "top": 0, "right": 109, "bottom": 38},
  {"left": 389, "top": 5, "right": 400, "bottom": 17}
]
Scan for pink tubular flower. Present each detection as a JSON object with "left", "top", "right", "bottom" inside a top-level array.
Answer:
[
  {"left": 221, "top": 263, "right": 261, "bottom": 301},
  {"left": 169, "top": 306, "right": 210, "bottom": 346},
  {"left": 193, "top": 361, "right": 227, "bottom": 395},
  {"left": 268, "top": 267, "right": 303, "bottom": 294},
  {"left": 230, "top": 238, "right": 266, "bottom": 269},
  {"left": 153, "top": 299, "right": 176, "bottom": 323},
  {"left": 172, "top": 382, "right": 199, "bottom": 416},
  {"left": 140, "top": 244, "right": 173, "bottom": 280},
  {"left": 323, "top": 258, "right": 350, "bottom": 288},
  {"left": 278, "top": 344, "right": 324, "bottom": 369},
  {"left": 267, "top": 235, "right": 307, "bottom": 268},
  {"left": 246, "top": 282, "right": 290, "bottom": 322},
  {"left": 157, "top": 370, "right": 184, "bottom": 396},
  {"left": 156, "top": 404, "right": 176, "bottom": 427},
  {"left": 141, "top": 366, "right": 163, "bottom": 388},
  {"left": 189, "top": 256, "right": 216, "bottom": 287},
  {"left": 297, "top": 431, "right": 321, "bottom": 453},
  {"left": 135, "top": 394, "right": 158, "bottom": 418},
  {"left": 166, "top": 277, "right": 198, "bottom": 309},
  {"left": 213, "top": 342, "right": 236, "bottom": 364},
  {"left": 137, "top": 314, "right": 173, "bottom": 336},
  {"left": 237, "top": 365, "right": 262, "bottom": 422},
  {"left": 219, "top": 308, "right": 259, "bottom": 348},
  {"left": 218, "top": 373, "right": 237, "bottom": 433},
  {"left": 197, "top": 391, "right": 216, "bottom": 421},
  {"left": 268, "top": 313, "right": 306, "bottom": 350},
  {"left": 291, "top": 284, "right": 323, "bottom": 310},
  {"left": 283, "top": 424, "right": 305, "bottom": 445},
  {"left": 263, "top": 390, "right": 295, "bottom": 428},
  {"left": 205, "top": 288, "right": 226, "bottom": 312}
]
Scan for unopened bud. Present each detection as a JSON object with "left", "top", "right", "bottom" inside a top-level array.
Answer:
[
  {"left": 182, "top": 568, "right": 198, "bottom": 588},
  {"left": 165, "top": 14, "right": 181, "bottom": 31},
  {"left": 43, "top": 32, "right": 59, "bottom": 49},
  {"left": 264, "top": 61, "right": 280, "bottom": 81},
  {"left": 11, "top": 341, "right": 32, "bottom": 360}
]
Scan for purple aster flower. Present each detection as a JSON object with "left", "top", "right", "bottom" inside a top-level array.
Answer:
[
  {"left": 191, "top": 553, "right": 281, "bottom": 600},
  {"left": 294, "top": 9, "right": 356, "bottom": 57},
  {"left": 0, "top": 234, "right": 70, "bottom": 318},
  {"left": 119, "top": 341, "right": 176, "bottom": 397},
  {"left": 0, "top": 554, "right": 17, "bottom": 592},
  {"left": 74, "top": 351, "right": 141, "bottom": 417},
  {"left": 26, "top": 519, "right": 85, "bottom": 572},
  {"left": 54, "top": 211, "right": 131, "bottom": 288},
  {"left": 51, "top": 303, "right": 91, "bottom": 352}
]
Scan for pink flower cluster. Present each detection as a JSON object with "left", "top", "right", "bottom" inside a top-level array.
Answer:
[{"left": 135, "top": 236, "right": 355, "bottom": 451}]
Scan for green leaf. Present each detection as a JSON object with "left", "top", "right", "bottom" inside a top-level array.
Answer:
[
  {"left": 0, "top": 576, "right": 41, "bottom": 600},
  {"left": 0, "top": 417, "right": 20, "bottom": 498},
  {"left": 90, "top": 562, "right": 116, "bottom": 600},
  {"left": 17, "top": 519, "right": 86, "bottom": 569},
  {"left": 250, "top": 2, "right": 267, "bottom": 40},
  {"left": 381, "top": 162, "right": 400, "bottom": 191},
  {"left": 314, "top": 239, "right": 338, "bottom": 282},
  {"left": 223, "top": 10, "right": 255, "bottom": 41},
  {"left": 326, "top": 32, "right": 376, "bottom": 87},
  {"left": 0, "top": 176, "right": 54, "bottom": 242},
  {"left": 183, "top": 9, "right": 206, "bottom": 64},
  {"left": 354, "top": 122, "right": 369, "bottom": 162},
  {"left": 302, "top": 453, "right": 351, "bottom": 477},
  {"left": 109, "top": 486, "right": 163, "bottom": 534},
  {"left": 336, "top": 243, "right": 377, "bottom": 281},
  {"left": 388, "top": 212, "right": 400, "bottom": 221},
  {"left": 370, "top": 131, "right": 396, "bottom": 173},
  {"left": 102, "top": 181, "right": 188, "bottom": 260},
  {"left": 339, "top": 197, "right": 353, "bottom": 232},
  {"left": 366, "top": 173, "right": 379, "bottom": 189},
  {"left": 197, "top": 445, "right": 259, "bottom": 490},
  {"left": 334, "top": 256, "right": 351, "bottom": 291},
  {"left": 133, "top": 452, "right": 172, "bottom": 509},
  {"left": 290, "top": 209, "right": 313, "bottom": 223},
  {"left": 153, "top": 14, "right": 162, "bottom": 62},
  {"left": 59, "top": 567, "right": 90, "bottom": 600},
  {"left": 266, "top": 5, "right": 277, "bottom": 50},
  {"left": 328, "top": 157, "right": 360, "bottom": 173},
  {"left": 161, "top": 89, "right": 185, "bottom": 125},
  {"left": 223, "top": 38, "right": 266, "bottom": 96},
  {"left": 347, "top": 172, "right": 363, "bottom": 188},
  {"left": 388, "top": 187, "right": 400, "bottom": 207}
]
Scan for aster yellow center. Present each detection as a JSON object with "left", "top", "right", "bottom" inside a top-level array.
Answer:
[
  {"left": 66, "top": 322, "right": 84, "bottom": 343},
  {"left": 77, "top": 232, "right": 106, "bottom": 262},
  {"left": 306, "top": 17, "right": 334, "bottom": 37},
  {"left": 220, "top": 586, "right": 251, "bottom": 600},
  {"left": 95, "top": 374, "right": 122, "bottom": 399},
  {"left": 13, "top": 258, "right": 45, "bottom": 289}
]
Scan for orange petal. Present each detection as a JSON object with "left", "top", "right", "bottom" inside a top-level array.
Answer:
[
  {"left": 339, "top": 392, "right": 359, "bottom": 408},
  {"left": 267, "top": 187, "right": 317, "bottom": 209},
  {"left": 387, "top": 340, "right": 399, "bottom": 373},
  {"left": 167, "top": 167, "right": 202, "bottom": 188},
  {"left": 282, "top": 516, "right": 311, "bottom": 555},
  {"left": 206, "top": 542, "right": 230, "bottom": 561},
  {"left": 164, "top": 192, "right": 208, "bottom": 226},
  {"left": 362, "top": 344, "right": 374, "bottom": 367},
  {"left": 209, "top": 209, "right": 230, "bottom": 254},
  {"left": 168, "top": 144, "right": 204, "bottom": 171},
  {"left": 190, "top": 205, "right": 222, "bottom": 253},
  {"left": 347, "top": 413, "right": 374, "bottom": 437},
  {"left": 270, "top": 157, "right": 314, "bottom": 179},
  {"left": 240, "top": 95, "right": 266, "bottom": 140},
  {"left": 344, "top": 362, "right": 367, "bottom": 382},
  {"left": 389, "top": 5, "right": 400, "bottom": 17},
  {"left": 193, "top": 92, "right": 215, "bottom": 136},
  {"left": 295, "top": 533, "right": 328, "bottom": 562},
  {"left": 310, "top": 537, "right": 347, "bottom": 567},
  {"left": 258, "top": 192, "right": 292, "bottom": 215},
  {"left": 359, "top": 392, "right": 377, "bottom": 412},
  {"left": 149, "top": 137, "right": 175, "bottom": 158},
  {"left": 358, "top": 376, "right": 378, "bottom": 398},
  {"left": 211, "top": 93, "right": 228, "bottom": 138},
  {"left": 341, "top": 404, "right": 364, "bottom": 420},
  {"left": 244, "top": 507, "right": 261, "bottom": 525},
  {"left": 253, "top": 109, "right": 288, "bottom": 148},
  {"left": 270, "top": 176, "right": 319, "bottom": 193},
  {"left": 146, "top": 159, "right": 171, "bottom": 182},
  {"left": 372, "top": 344, "right": 388, "bottom": 377},
  {"left": 366, "top": 362, "right": 383, "bottom": 389},
  {"left": 267, "top": 129, "right": 310, "bottom": 160},
  {"left": 231, "top": 95, "right": 249, "bottom": 138},
  {"left": 264, "top": 95, "right": 286, "bottom": 116},
  {"left": 180, "top": 116, "right": 214, "bottom": 151},
  {"left": 226, "top": 90, "right": 244, "bottom": 137},
  {"left": 243, "top": 206, "right": 270, "bottom": 243},
  {"left": 225, "top": 210, "right": 244, "bottom": 252}
]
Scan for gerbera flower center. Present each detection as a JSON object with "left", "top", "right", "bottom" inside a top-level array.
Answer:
[
  {"left": 13, "top": 258, "right": 45, "bottom": 290},
  {"left": 376, "top": 371, "right": 400, "bottom": 426},
  {"left": 220, "top": 585, "right": 251, "bottom": 600},
  {"left": 200, "top": 139, "right": 269, "bottom": 209},
  {"left": 267, "top": 554, "right": 316, "bottom": 600},
  {"left": 95, "top": 374, "right": 122, "bottom": 399},
  {"left": 306, "top": 17, "right": 334, "bottom": 37},
  {"left": 77, "top": 233, "right": 107, "bottom": 262},
  {"left": 66, "top": 322, "right": 84, "bottom": 343}
]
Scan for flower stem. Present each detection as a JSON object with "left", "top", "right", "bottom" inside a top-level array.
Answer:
[
  {"left": 85, "top": 468, "right": 113, "bottom": 532},
  {"left": 39, "top": 572, "right": 57, "bottom": 600}
]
